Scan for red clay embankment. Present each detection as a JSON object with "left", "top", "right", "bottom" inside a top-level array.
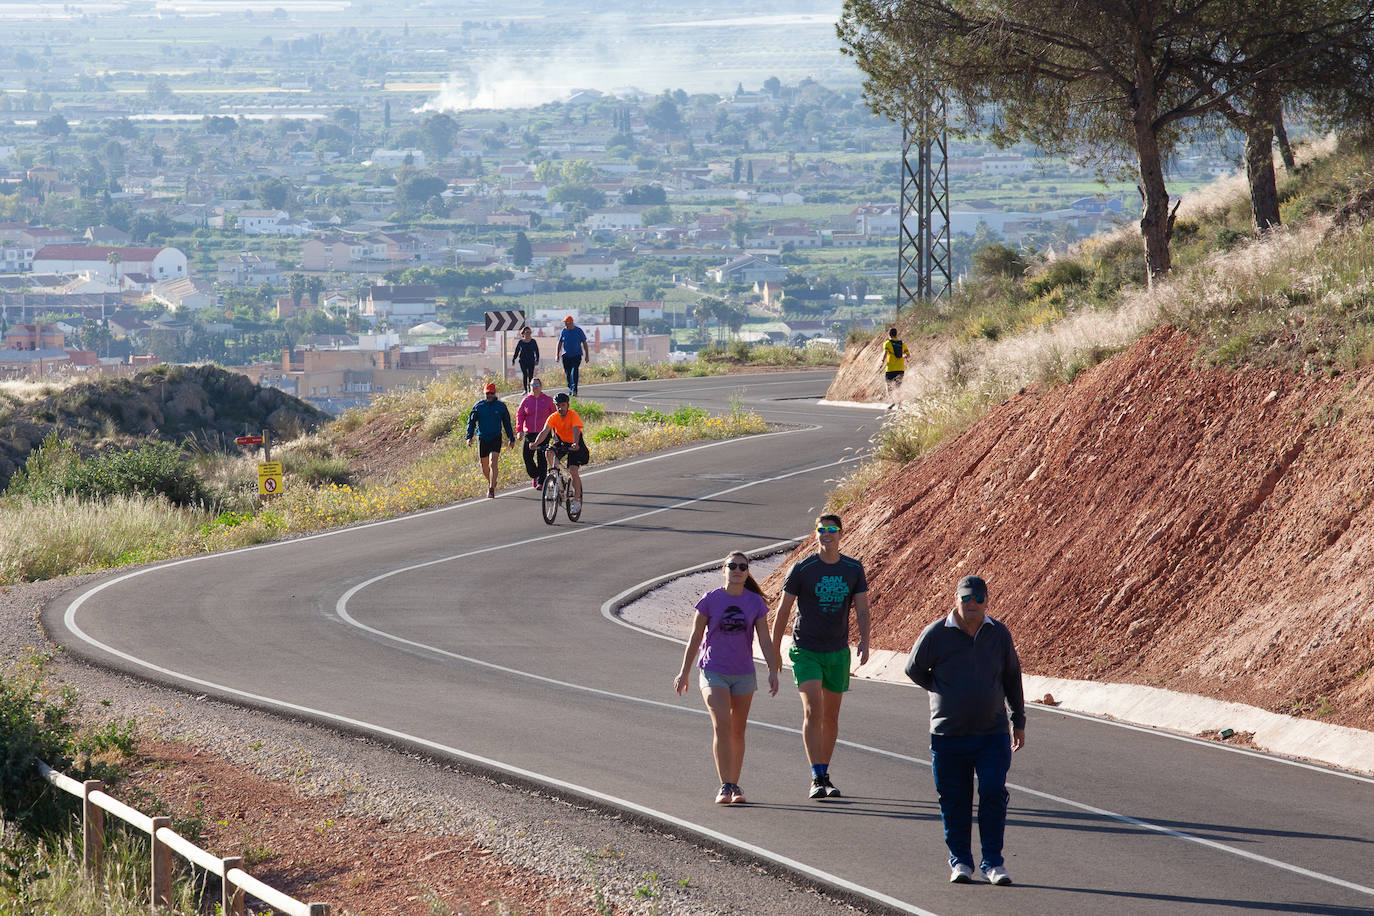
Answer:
[{"left": 785, "top": 326, "right": 1374, "bottom": 731}]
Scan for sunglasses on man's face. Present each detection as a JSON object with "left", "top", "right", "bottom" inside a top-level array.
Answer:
[
  {"left": 816, "top": 525, "right": 841, "bottom": 534},
  {"left": 960, "top": 593, "right": 985, "bottom": 604},
  {"left": 726, "top": 562, "right": 749, "bottom": 571}
]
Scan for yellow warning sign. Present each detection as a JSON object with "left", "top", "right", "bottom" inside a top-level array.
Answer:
[{"left": 258, "top": 462, "right": 283, "bottom": 495}]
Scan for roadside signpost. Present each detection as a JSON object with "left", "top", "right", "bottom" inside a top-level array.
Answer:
[
  {"left": 608, "top": 305, "right": 640, "bottom": 380},
  {"left": 257, "top": 462, "right": 283, "bottom": 496},
  {"left": 236, "top": 430, "right": 280, "bottom": 498},
  {"left": 485, "top": 309, "right": 526, "bottom": 381}
]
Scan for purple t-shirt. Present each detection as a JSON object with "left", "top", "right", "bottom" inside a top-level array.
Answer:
[{"left": 694, "top": 587, "right": 769, "bottom": 675}]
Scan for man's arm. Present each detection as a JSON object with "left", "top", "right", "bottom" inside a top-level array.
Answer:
[
  {"left": 770, "top": 592, "right": 796, "bottom": 659},
  {"left": 1004, "top": 633, "right": 1027, "bottom": 751},
  {"left": 500, "top": 403, "right": 515, "bottom": 443},
  {"left": 853, "top": 591, "right": 870, "bottom": 666},
  {"left": 465, "top": 401, "right": 478, "bottom": 441},
  {"left": 581, "top": 337, "right": 590, "bottom": 361},
  {"left": 904, "top": 628, "right": 934, "bottom": 689}
]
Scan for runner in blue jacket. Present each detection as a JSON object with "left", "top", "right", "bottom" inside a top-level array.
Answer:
[{"left": 465, "top": 381, "right": 515, "bottom": 498}]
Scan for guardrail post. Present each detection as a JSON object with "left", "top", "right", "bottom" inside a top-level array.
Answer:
[
  {"left": 150, "top": 816, "right": 172, "bottom": 910},
  {"left": 82, "top": 779, "right": 104, "bottom": 879},
  {"left": 309, "top": 904, "right": 331, "bottom": 915},
  {"left": 221, "top": 856, "right": 244, "bottom": 916}
]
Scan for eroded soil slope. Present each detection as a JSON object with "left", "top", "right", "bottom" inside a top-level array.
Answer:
[{"left": 784, "top": 327, "right": 1374, "bottom": 730}]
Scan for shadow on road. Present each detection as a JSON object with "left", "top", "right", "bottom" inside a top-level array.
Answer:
[
  {"left": 1015, "top": 886, "right": 1374, "bottom": 914},
  {"left": 1011, "top": 806, "right": 1374, "bottom": 845}
]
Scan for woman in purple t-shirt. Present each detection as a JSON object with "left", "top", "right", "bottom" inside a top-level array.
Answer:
[{"left": 674, "top": 552, "right": 782, "bottom": 805}]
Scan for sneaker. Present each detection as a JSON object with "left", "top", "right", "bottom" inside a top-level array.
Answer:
[
  {"left": 983, "top": 865, "right": 1013, "bottom": 886},
  {"left": 534, "top": 479, "right": 543, "bottom": 491},
  {"left": 729, "top": 784, "right": 747, "bottom": 805},
  {"left": 531, "top": 479, "right": 539, "bottom": 490},
  {"left": 487, "top": 487, "right": 495, "bottom": 498},
  {"left": 949, "top": 863, "right": 975, "bottom": 884},
  {"left": 820, "top": 774, "right": 841, "bottom": 798},
  {"left": 808, "top": 777, "right": 827, "bottom": 800},
  {"left": 569, "top": 498, "right": 581, "bottom": 515},
  {"left": 715, "top": 783, "right": 732, "bottom": 805}
]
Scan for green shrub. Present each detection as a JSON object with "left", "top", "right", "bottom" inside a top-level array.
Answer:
[
  {"left": 571, "top": 398, "right": 606, "bottom": 422},
  {"left": 669, "top": 405, "right": 708, "bottom": 425},
  {"left": 728, "top": 340, "right": 752, "bottom": 360},
  {"left": 973, "top": 243, "right": 1028, "bottom": 280},
  {"left": 0, "top": 653, "right": 136, "bottom": 836},
  {"left": 287, "top": 455, "right": 351, "bottom": 486},
  {"left": 591, "top": 426, "right": 630, "bottom": 442},
  {"left": 1024, "top": 259, "right": 1088, "bottom": 298},
  {"left": 6, "top": 436, "right": 209, "bottom": 508}
]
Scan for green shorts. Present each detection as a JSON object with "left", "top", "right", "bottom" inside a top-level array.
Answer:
[{"left": 789, "top": 645, "right": 851, "bottom": 694}]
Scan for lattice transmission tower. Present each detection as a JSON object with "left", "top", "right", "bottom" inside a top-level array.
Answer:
[{"left": 897, "top": 96, "right": 952, "bottom": 316}]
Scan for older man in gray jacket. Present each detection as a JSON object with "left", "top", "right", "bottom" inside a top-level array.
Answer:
[{"left": 905, "top": 574, "right": 1026, "bottom": 887}]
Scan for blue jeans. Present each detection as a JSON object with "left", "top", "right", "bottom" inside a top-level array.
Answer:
[
  {"left": 562, "top": 355, "right": 582, "bottom": 394},
  {"left": 930, "top": 731, "right": 1012, "bottom": 871}
]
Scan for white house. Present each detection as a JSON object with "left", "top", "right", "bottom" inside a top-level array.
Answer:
[
  {"left": 368, "top": 149, "right": 427, "bottom": 168},
  {"left": 152, "top": 277, "right": 216, "bottom": 312},
  {"left": 712, "top": 254, "right": 786, "bottom": 284},
  {"left": 852, "top": 205, "right": 900, "bottom": 236},
  {"left": 1, "top": 243, "right": 35, "bottom": 273},
  {"left": 239, "top": 210, "right": 310, "bottom": 237},
  {"left": 586, "top": 208, "right": 643, "bottom": 231},
  {"left": 982, "top": 155, "right": 1033, "bottom": 175},
  {"left": 362, "top": 284, "right": 439, "bottom": 327},
  {"left": 32, "top": 245, "right": 188, "bottom": 282},
  {"left": 566, "top": 255, "right": 620, "bottom": 280}
]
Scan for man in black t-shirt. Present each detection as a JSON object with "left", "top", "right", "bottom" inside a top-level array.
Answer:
[{"left": 770, "top": 513, "right": 870, "bottom": 800}]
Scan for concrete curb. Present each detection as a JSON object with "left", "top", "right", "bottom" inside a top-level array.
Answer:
[
  {"left": 621, "top": 560, "right": 1374, "bottom": 779},
  {"left": 816, "top": 398, "right": 893, "bottom": 410}
]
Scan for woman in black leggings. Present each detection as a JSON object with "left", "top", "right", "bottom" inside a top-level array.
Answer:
[{"left": 512, "top": 326, "right": 540, "bottom": 394}]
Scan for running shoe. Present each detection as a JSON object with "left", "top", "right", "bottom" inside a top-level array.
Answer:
[
  {"left": 983, "top": 865, "right": 1013, "bottom": 886},
  {"left": 808, "top": 777, "right": 827, "bottom": 800},
  {"left": 820, "top": 774, "right": 841, "bottom": 798},
  {"left": 531, "top": 479, "right": 539, "bottom": 489},
  {"left": 569, "top": 498, "right": 581, "bottom": 515},
  {"left": 715, "top": 783, "right": 732, "bottom": 805},
  {"left": 487, "top": 487, "right": 495, "bottom": 498},
  {"left": 950, "top": 863, "right": 975, "bottom": 884},
  {"left": 729, "top": 784, "right": 747, "bottom": 805}
]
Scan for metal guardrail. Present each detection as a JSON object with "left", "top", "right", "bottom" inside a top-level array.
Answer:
[{"left": 38, "top": 759, "right": 330, "bottom": 915}]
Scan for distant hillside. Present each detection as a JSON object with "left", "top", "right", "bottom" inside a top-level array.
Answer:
[{"left": 0, "top": 366, "right": 327, "bottom": 491}]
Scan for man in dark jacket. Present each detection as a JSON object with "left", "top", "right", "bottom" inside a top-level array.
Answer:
[
  {"left": 905, "top": 575, "right": 1026, "bottom": 887},
  {"left": 465, "top": 381, "right": 515, "bottom": 498}
]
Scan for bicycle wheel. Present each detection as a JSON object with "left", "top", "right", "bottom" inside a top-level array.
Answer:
[
  {"left": 540, "top": 468, "right": 559, "bottom": 524},
  {"left": 566, "top": 481, "right": 581, "bottom": 522}
]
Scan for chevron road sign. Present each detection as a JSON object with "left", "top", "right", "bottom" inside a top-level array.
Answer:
[{"left": 484, "top": 309, "right": 525, "bottom": 331}]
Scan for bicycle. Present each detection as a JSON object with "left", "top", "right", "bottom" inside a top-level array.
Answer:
[{"left": 540, "top": 443, "right": 582, "bottom": 524}]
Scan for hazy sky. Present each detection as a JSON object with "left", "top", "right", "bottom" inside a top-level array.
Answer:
[{"left": 423, "top": 8, "right": 855, "bottom": 110}]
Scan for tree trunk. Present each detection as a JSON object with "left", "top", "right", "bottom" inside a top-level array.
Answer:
[
  {"left": 1245, "top": 120, "right": 1282, "bottom": 233},
  {"left": 1133, "top": 115, "right": 1173, "bottom": 284},
  {"left": 1273, "top": 109, "right": 1297, "bottom": 173},
  {"left": 1246, "top": 87, "right": 1283, "bottom": 233}
]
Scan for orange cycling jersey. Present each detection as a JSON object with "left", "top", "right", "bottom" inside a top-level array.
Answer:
[{"left": 544, "top": 408, "right": 583, "bottom": 444}]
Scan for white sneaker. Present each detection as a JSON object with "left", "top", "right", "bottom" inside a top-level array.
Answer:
[
  {"left": 983, "top": 865, "right": 1013, "bottom": 886},
  {"left": 569, "top": 498, "right": 581, "bottom": 515},
  {"left": 949, "top": 863, "right": 974, "bottom": 884}
]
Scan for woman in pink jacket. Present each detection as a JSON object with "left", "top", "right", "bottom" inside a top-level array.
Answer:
[{"left": 515, "top": 377, "right": 557, "bottom": 489}]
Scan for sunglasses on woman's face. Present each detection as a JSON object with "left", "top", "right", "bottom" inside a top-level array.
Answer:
[
  {"left": 726, "top": 562, "right": 749, "bottom": 571},
  {"left": 816, "top": 525, "right": 841, "bottom": 534}
]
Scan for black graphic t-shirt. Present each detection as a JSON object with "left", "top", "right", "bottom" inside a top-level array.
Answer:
[{"left": 784, "top": 554, "right": 868, "bottom": 653}]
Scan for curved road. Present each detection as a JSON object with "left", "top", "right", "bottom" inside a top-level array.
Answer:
[{"left": 49, "top": 371, "right": 1374, "bottom": 915}]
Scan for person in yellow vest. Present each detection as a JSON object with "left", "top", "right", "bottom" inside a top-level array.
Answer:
[{"left": 882, "top": 327, "right": 906, "bottom": 394}]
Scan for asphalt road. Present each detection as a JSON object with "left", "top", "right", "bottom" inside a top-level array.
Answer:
[{"left": 49, "top": 371, "right": 1374, "bottom": 915}]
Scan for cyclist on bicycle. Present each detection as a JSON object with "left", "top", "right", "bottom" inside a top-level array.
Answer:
[{"left": 531, "top": 391, "right": 589, "bottom": 514}]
